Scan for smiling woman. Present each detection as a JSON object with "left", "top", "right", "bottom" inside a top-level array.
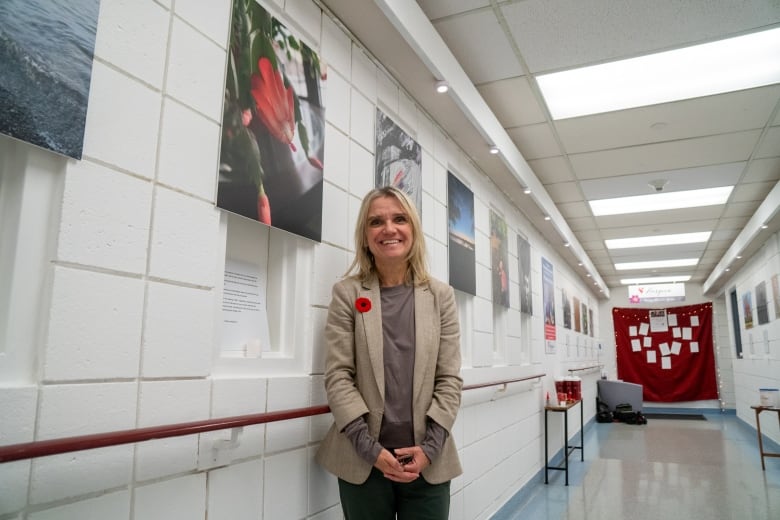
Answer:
[{"left": 316, "top": 186, "right": 463, "bottom": 519}]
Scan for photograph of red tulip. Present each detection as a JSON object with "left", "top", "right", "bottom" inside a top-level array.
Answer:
[{"left": 217, "top": 0, "right": 326, "bottom": 242}]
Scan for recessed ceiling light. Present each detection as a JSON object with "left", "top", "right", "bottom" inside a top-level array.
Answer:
[
  {"left": 761, "top": 224, "right": 769, "bottom": 229},
  {"left": 543, "top": 215, "right": 551, "bottom": 221},
  {"left": 615, "top": 258, "right": 699, "bottom": 270},
  {"left": 435, "top": 80, "right": 449, "bottom": 93},
  {"left": 536, "top": 27, "right": 780, "bottom": 119},
  {"left": 605, "top": 231, "right": 711, "bottom": 249},
  {"left": 564, "top": 242, "right": 571, "bottom": 247},
  {"left": 620, "top": 275, "right": 691, "bottom": 285},
  {"left": 736, "top": 255, "right": 743, "bottom": 259},
  {"left": 589, "top": 186, "right": 733, "bottom": 216},
  {"left": 523, "top": 186, "right": 532, "bottom": 194},
  {"left": 489, "top": 145, "right": 500, "bottom": 155}
]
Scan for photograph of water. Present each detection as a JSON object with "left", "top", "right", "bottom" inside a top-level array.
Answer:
[{"left": 0, "top": 0, "right": 100, "bottom": 159}]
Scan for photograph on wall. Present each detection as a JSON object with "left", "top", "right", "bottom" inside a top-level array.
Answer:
[
  {"left": 489, "top": 210, "right": 510, "bottom": 308},
  {"left": 772, "top": 274, "right": 780, "bottom": 319},
  {"left": 375, "top": 108, "right": 422, "bottom": 212},
  {"left": 562, "top": 288, "right": 571, "bottom": 329},
  {"left": 582, "top": 302, "right": 589, "bottom": 336},
  {"left": 573, "top": 296, "right": 581, "bottom": 332},
  {"left": 217, "top": 0, "right": 326, "bottom": 242},
  {"left": 742, "top": 292, "right": 754, "bottom": 329},
  {"left": 589, "top": 308, "right": 594, "bottom": 337},
  {"left": 517, "top": 234, "right": 533, "bottom": 315},
  {"left": 542, "top": 257, "right": 556, "bottom": 353},
  {"left": 447, "top": 172, "right": 476, "bottom": 295},
  {"left": 0, "top": 0, "right": 100, "bottom": 159},
  {"left": 756, "top": 280, "right": 769, "bottom": 325}
]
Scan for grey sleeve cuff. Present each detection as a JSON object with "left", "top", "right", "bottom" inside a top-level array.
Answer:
[
  {"left": 420, "top": 418, "right": 449, "bottom": 463},
  {"left": 342, "top": 416, "right": 383, "bottom": 465}
]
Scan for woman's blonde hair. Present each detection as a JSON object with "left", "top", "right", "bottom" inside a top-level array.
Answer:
[{"left": 346, "top": 186, "right": 429, "bottom": 285}]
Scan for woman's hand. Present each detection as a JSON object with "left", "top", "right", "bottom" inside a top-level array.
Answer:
[
  {"left": 393, "top": 446, "right": 430, "bottom": 474},
  {"left": 374, "top": 448, "right": 420, "bottom": 483}
]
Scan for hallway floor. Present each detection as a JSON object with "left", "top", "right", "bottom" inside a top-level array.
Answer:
[{"left": 494, "top": 411, "right": 780, "bottom": 520}]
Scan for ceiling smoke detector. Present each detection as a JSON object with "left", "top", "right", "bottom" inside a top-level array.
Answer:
[{"left": 648, "top": 179, "right": 669, "bottom": 192}]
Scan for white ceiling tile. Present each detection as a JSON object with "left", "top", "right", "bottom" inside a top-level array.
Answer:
[
  {"left": 555, "top": 86, "right": 780, "bottom": 154},
  {"left": 546, "top": 181, "right": 582, "bottom": 203},
  {"left": 507, "top": 123, "right": 561, "bottom": 160},
  {"left": 433, "top": 11, "right": 523, "bottom": 84},
  {"left": 569, "top": 130, "right": 762, "bottom": 180},
  {"left": 756, "top": 126, "right": 780, "bottom": 159},
  {"left": 579, "top": 163, "right": 745, "bottom": 199},
  {"left": 417, "top": 0, "right": 490, "bottom": 20},
  {"left": 743, "top": 158, "right": 780, "bottom": 183},
  {"left": 730, "top": 181, "right": 775, "bottom": 203},
  {"left": 527, "top": 156, "right": 574, "bottom": 184},
  {"left": 557, "top": 201, "right": 590, "bottom": 219},
  {"left": 500, "top": 0, "right": 780, "bottom": 73},
  {"left": 478, "top": 77, "right": 546, "bottom": 127}
]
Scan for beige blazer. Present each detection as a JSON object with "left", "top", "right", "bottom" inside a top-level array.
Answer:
[{"left": 315, "top": 275, "right": 463, "bottom": 485}]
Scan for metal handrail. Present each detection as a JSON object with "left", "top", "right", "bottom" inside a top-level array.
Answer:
[
  {"left": 0, "top": 374, "right": 546, "bottom": 463},
  {"left": 567, "top": 365, "right": 602, "bottom": 373}
]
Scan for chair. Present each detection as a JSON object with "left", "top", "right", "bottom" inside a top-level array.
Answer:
[{"left": 597, "top": 380, "right": 643, "bottom": 412}]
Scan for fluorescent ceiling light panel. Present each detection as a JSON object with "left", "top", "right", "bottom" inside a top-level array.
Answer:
[
  {"left": 605, "top": 231, "right": 711, "bottom": 249},
  {"left": 615, "top": 258, "right": 699, "bottom": 270},
  {"left": 537, "top": 27, "right": 780, "bottom": 119},
  {"left": 620, "top": 275, "right": 691, "bottom": 285},
  {"left": 589, "top": 186, "right": 733, "bottom": 216}
]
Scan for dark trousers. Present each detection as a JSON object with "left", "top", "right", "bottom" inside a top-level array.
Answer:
[{"left": 338, "top": 467, "right": 451, "bottom": 520}]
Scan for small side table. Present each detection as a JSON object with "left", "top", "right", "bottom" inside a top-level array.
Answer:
[
  {"left": 544, "top": 399, "right": 583, "bottom": 485},
  {"left": 751, "top": 405, "right": 780, "bottom": 470}
]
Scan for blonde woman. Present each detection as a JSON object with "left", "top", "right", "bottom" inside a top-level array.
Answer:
[{"left": 316, "top": 186, "right": 462, "bottom": 519}]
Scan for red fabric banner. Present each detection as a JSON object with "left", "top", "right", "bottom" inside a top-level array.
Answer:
[{"left": 613, "top": 303, "right": 718, "bottom": 402}]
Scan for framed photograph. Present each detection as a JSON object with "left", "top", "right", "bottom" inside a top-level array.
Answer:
[
  {"left": 375, "top": 108, "right": 422, "bottom": 212},
  {"left": 447, "top": 173, "right": 476, "bottom": 295}
]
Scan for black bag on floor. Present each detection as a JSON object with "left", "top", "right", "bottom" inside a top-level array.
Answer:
[
  {"left": 596, "top": 400, "right": 613, "bottom": 423},
  {"left": 613, "top": 403, "right": 634, "bottom": 423}
]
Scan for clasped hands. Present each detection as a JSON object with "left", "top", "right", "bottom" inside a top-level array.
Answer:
[{"left": 375, "top": 446, "right": 430, "bottom": 482}]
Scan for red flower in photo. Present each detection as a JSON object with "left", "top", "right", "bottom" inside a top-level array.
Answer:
[
  {"left": 251, "top": 57, "right": 296, "bottom": 150},
  {"left": 355, "top": 297, "right": 372, "bottom": 313}
]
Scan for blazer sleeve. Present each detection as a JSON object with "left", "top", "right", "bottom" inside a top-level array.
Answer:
[{"left": 323, "top": 280, "right": 371, "bottom": 430}]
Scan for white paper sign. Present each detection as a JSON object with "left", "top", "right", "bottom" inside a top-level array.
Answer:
[
  {"left": 661, "top": 357, "right": 672, "bottom": 370},
  {"left": 671, "top": 341, "right": 682, "bottom": 355},
  {"left": 639, "top": 322, "right": 649, "bottom": 336},
  {"left": 650, "top": 309, "right": 668, "bottom": 332},
  {"left": 643, "top": 336, "right": 652, "bottom": 348},
  {"left": 690, "top": 315, "right": 699, "bottom": 327},
  {"left": 221, "top": 258, "right": 271, "bottom": 356},
  {"left": 647, "top": 351, "right": 657, "bottom": 363},
  {"left": 659, "top": 342, "right": 671, "bottom": 356},
  {"left": 668, "top": 313, "right": 678, "bottom": 326},
  {"left": 672, "top": 327, "right": 681, "bottom": 338},
  {"left": 631, "top": 339, "right": 641, "bottom": 351},
  {"left": 690, "top": 342, "right": 699, "bottom": 353},
  {"left": 682, "top": 327, "right": 692, "bottom": 340},
  {"left": 629, "top": 325, "right": 638, "bottom": 336}
]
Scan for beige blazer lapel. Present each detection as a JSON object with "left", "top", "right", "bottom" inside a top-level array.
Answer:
[
  {"left": 358, "top": 278, "right": 385, "bottom": 401},
  {"left": 413, "top": 282, "right": 435, "bottom": 402}
]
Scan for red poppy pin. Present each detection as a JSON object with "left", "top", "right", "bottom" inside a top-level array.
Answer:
[{"left": 355, "top": 297, "right": 372, "bottom": 313}]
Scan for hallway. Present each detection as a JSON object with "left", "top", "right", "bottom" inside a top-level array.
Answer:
[{"left": 494, "top": 412, "right": 780, "bottom": 520}]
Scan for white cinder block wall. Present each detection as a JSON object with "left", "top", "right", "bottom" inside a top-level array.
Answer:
[{"left": 0, "top": 0, "right": 610, "bottom": 518}]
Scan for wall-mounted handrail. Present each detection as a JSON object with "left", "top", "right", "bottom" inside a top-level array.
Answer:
[
  {"left": 567, "top": 365, "right": 602, "bottom": 373},
  {"left": 0, "top": 405, "right": 331, "bottom": 464},
  {"left": 0, "top": 374, "right": 546, "bottom": 463},
  {"left": 462, "top": 373, "right": 545, "bottom": 391}
]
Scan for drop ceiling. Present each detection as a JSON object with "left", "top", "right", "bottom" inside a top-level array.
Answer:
[{"left": 319, "top": 0, "right": 780, "bottom": 299}]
